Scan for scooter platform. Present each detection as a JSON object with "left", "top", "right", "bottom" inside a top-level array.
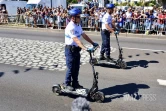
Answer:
[
  {"left": 91, "top": 58, "right": 127, "bottom": 69},
  {"left": 97, "top": 58, "right": 117, "bottom": 64},
  {"left": 52, "top": 84, "right": 89, "bottom": 97}
]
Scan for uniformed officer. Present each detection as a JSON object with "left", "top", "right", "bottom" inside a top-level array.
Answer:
[
  {"left": 100, "top": 4, "right": 116, "bottom": 61},
  {"left": 64, "top": 8, "right": 99, "bottom": 91}
]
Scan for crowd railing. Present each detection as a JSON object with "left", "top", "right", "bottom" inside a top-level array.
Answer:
[{"left": 0, "top": 14, "right": 166, "bottom": 36}]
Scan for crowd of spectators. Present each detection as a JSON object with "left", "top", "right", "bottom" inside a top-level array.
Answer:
[{"left": 2, "top": 0, "right": 166, "bottom": 35}]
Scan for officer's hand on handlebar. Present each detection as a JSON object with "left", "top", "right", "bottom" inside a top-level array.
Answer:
[
  {"left": 92, "top": 42, "right": 99, "bottom": 47},
  {"left": 86, "top": 47, "right": 94, "bottom": 53},
  {"left": 114, "top": 31, "right": 119, "bottom": 35}
]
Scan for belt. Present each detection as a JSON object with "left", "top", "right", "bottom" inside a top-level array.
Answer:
[
  {"left": 102, "top": 29, "right": 110, "bottom": 33},
  {"left": 102, "top": 29, "right": 109, "bottom": 32},
  {"left": 65, "top": 45, "right": 79, "bottom": 48},
  {"left": 65, "top": 45, "right": 81, "bottom": 52}
]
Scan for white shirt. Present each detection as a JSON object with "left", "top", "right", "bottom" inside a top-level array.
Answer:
[
  {"left": 102, "top": 13, "right": 112, "bottom": 30},
  {"left": 126, "top": 12, "right": 132, "bottom": 22},
  {"left": 65, "top": 21, "right": 83, "bottom": 46},
  {"left": 57, "top": 15, "right": 61, "bottom": 22}
]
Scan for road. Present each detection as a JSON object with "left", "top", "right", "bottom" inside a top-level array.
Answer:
[{"left": 0, "top": 27, "right": 166, "bottom": 111}]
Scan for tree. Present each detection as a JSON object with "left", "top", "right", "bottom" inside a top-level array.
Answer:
[{"left": 67, "top": 0, "right": 78, "bottom": 4}]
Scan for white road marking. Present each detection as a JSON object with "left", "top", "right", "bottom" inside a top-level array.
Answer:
[
  {"left": 157, "top": 79, "right": 166, "bottom": 86},
  {"left": 87, "top": 33, "right": 166, "bottom": 40},
  {"left": 111, "top": 47, "right": 117, "bottom": 53},
  {"left": 122, "top": 47, "right": 166, "bottom": 52}
]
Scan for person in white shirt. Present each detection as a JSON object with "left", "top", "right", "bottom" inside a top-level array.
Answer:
[
  {"left": 125, "top": 8, "right": 133, "bottom": 33},
  {"left": 64, "top": 8, "right": 99, "bottom": 91},
  {"left": 100, "top": 4, "right": 116, "bottom": 61}
]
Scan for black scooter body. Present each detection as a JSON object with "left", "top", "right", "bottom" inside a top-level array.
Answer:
[
  {"left": 52, "top": 46, "right": 105, "bottom": 103},
  {"left": 92, "top": 34, "right": 127, "bottom": 69}
]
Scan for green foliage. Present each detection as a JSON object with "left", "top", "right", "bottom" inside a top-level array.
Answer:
[
  {"left": 148, "top": 3, "right": 155, "bottom": 7},
  {"left": 144, "top": 0, "right": 156, "bottom": 6},
  {"left": 115, "top": 0, "right": 157, "bottom": 6},
  {"left": 121, "top": 2, "right": 128, "bottom": 6},
  {"left": 67, "top": 0, "right": 78, "bottom": 4},
  {"left": 130, "top": 2, "right": 135, "bottom": 6},
  {"left": 136, "top": 1, "right": 144, "bottom": 6},
  {"left": 114, "top": 3, "right": 119, "bottom": 6}
]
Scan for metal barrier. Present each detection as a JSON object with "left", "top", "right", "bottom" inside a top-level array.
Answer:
[
  {"left": 121, "top": 18, "right": 166, "bottom": 35},
  {"left": 1, "top": 14, "right": 166, "bottom": 36}
]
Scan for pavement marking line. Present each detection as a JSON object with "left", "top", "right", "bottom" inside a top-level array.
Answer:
[
  {"left": 122, "top": 47, "right": 166, "bottom": 52},
  {"left": 157, "top": 79, "right": 166, "bottom": 86},
  {"left": 87, "top": 33, "right": 166, "bottom": 40}
]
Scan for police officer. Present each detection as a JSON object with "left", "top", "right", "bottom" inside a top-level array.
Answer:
[
  {"left": 100, "top": 4, "right": 116, "bottom": 61},
  {"left": 64, "top": 8, "right": 99, "bottom": 91}
]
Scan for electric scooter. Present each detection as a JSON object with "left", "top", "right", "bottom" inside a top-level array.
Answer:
[
  {"left": 91, "top": 33, "right": 127, "bottom": 69},
  {"left": 52, "top": 45, "right": 105, "bottom": 103}
]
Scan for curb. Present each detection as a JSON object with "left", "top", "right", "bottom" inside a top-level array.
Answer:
[{"left": 0, "top": 25, "right": 166, "bottom": 39}]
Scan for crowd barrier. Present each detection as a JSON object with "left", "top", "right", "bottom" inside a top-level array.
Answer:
[{"left": 0, "top": 14, "right": 166, "bottom": 36}]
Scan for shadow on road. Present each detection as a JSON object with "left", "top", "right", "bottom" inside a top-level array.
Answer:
[
  {"left": 95, "top": 63, "right": 120, "bottom": 69},
  {"left": 0, "top": 72, "right": 5, "bottom": 77},
  {"left": 100, "top": 83, "right": 150, "bottom": 103},
  {"left": 126, "top": 60, "right": 159, "bottom": 69},
  {"left": 128, "top": 51, "right": 165, "bottom": 58},
  {"left": 0, "top": 67, "right": 46, "bottom": 78},
  {"left": 94, "top": 60, "right": 159, "bottom": 69}
]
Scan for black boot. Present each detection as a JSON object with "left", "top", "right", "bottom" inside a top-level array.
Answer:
[
  {"left": 62, "top": 83, "right": 74, "bottom": 91},
  {"left": 72, "top": 82, "right": 83, "bottom": 89},
  {"left": 99, "top": 54, "right": 105, "bottom": 60},
  {"left": 106, "top": 56, "right": 113, "bottom": 62}
]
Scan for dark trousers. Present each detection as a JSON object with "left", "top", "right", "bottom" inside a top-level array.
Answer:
[
  {"left": 100, "top": 30, "right": 110, "bottom": 56},
  {"left": 65, "top": 45, "right": 81, "bottom": 86}
]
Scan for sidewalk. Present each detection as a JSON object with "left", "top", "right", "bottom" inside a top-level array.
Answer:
[{"left": 0, "top": 24, "right": 166, "bottom": 39}]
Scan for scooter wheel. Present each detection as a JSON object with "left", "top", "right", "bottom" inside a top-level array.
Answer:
[
  {"left": 119, "top": 61, "right": 127, "bottom": 69},
  {"left": 93, "top": 91, "right": 105, "bottom": 103},
  {"left": 52, "top": 85, "right": 61, "bottom": 96}
]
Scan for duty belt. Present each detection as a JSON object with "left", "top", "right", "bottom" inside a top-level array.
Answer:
[
  {"left": 65, "top": 45, "right": 81, "bottom": 52},
  {"left": 102, "top": 29, "right": 110, "bottom": 33}
]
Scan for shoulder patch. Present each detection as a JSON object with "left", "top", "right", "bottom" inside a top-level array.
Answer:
[{"left": 70, "top": 29, "right": 75, "bottom": 35}]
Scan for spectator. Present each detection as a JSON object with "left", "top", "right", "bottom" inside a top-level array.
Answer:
[
  {"left": 56, "top": 8, "right": 62, "bottom": 29},
  {"left": 1, "top": 6, "right": 8, "bottom": 23},
  {"left": 16, "top": 7, "right": 20, "bottom": 23},
  {"left": 24, "top": 8, "right": 30, "bottom": 26},
  {"left": 158, "top": 10, "right": 165, "bottom": 36},
  {"left": 125, "top": 8, "right": 133, "bottom": 33},
  {"left": 9, "top": 4, "right": 166, "bottom": 35}
]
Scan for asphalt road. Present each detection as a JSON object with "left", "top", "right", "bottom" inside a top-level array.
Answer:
[{"left": 0, "top": 27, "right": 166, "bottom": 111}]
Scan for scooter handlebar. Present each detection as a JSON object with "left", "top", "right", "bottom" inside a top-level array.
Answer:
[
  {"left": 87, "top": 45, "right": 99, "bottom": 53},
  {"left": 114, "top": 27, "right": 120, "bottom": 35}
]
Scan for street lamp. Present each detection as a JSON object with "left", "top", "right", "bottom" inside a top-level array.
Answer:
[{"left": 50, "top": 0, "right": 52, "bottom": 8}]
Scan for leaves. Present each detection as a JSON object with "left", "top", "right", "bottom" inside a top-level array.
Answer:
[{"left": 67, "top": 0, "right": 78, "bottom": 4}]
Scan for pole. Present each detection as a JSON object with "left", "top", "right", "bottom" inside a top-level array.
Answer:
[{"left": 51, "top": 0, "right": 52, "bottom": 8}]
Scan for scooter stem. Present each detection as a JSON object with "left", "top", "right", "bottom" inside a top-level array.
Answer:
[
  {"left": 115, "top": 34, "right": 123, "bottom": 60},
  {"left": 89, "top": 52, "right": 96, "bottom": 77}
]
